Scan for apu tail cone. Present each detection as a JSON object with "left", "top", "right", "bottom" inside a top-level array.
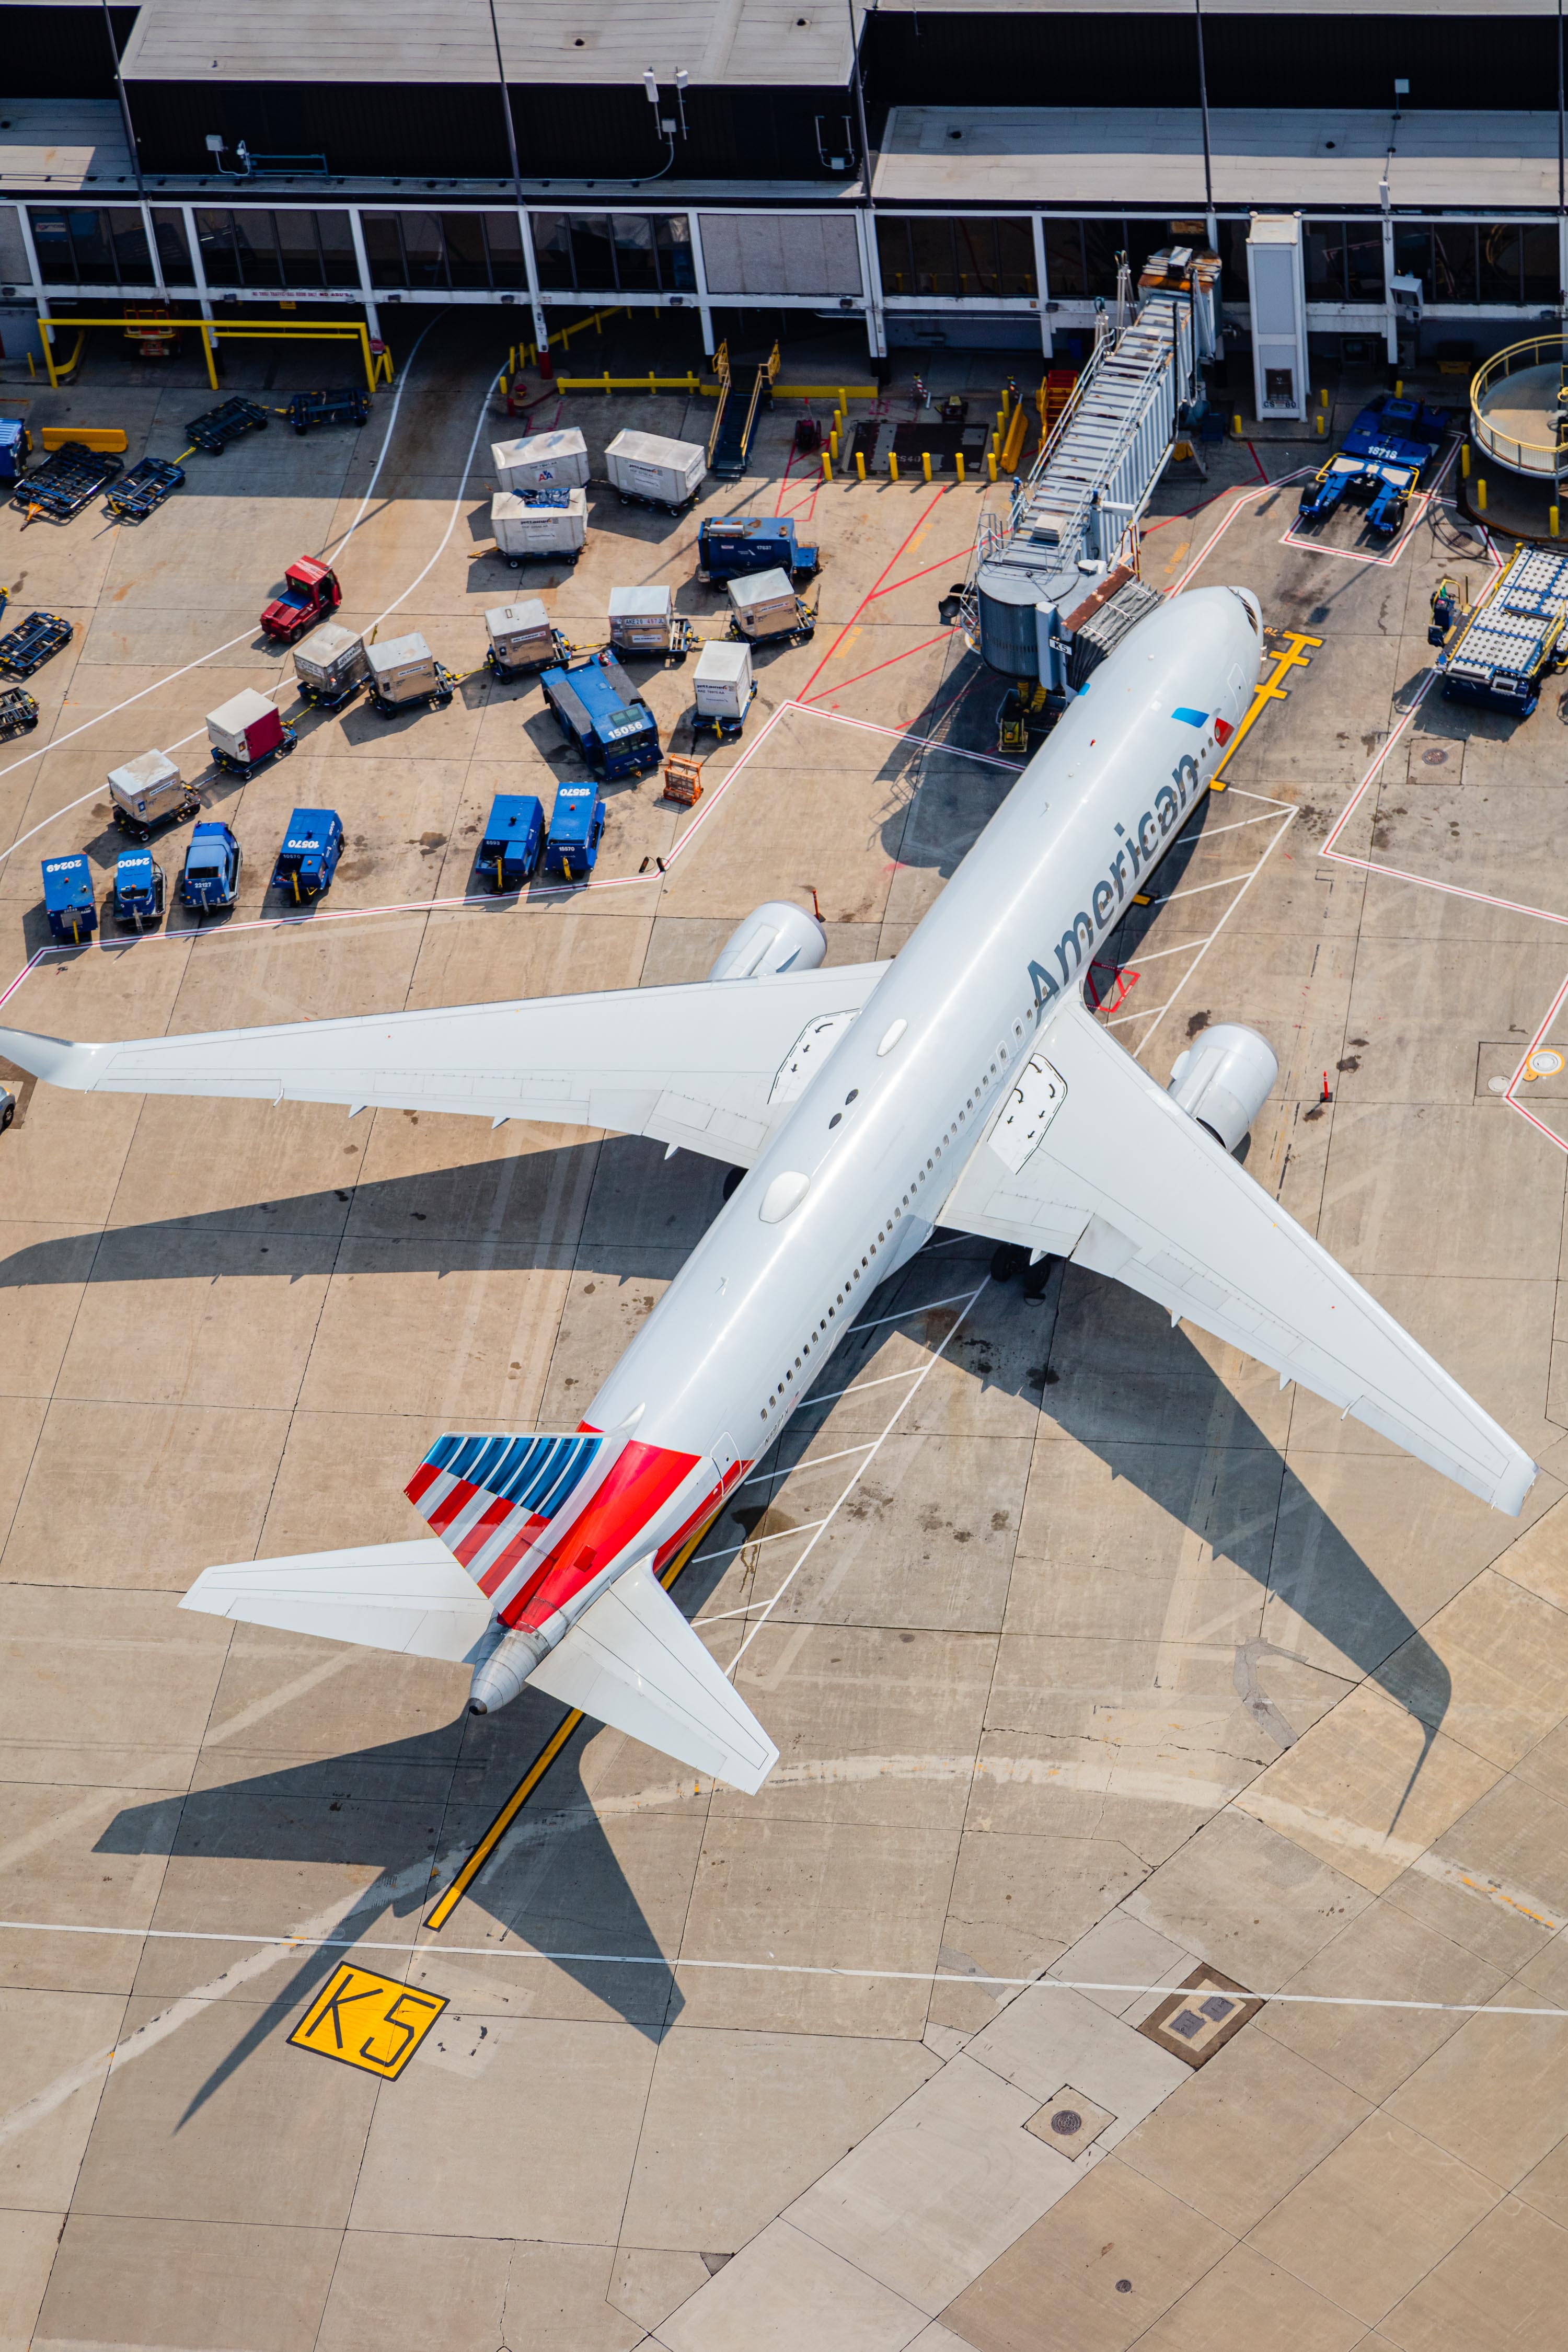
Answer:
[{"left": 468, "top": 1624, "right": 553, "bottom": 1715}]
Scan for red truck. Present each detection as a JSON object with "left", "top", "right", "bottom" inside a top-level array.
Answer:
[{"left": 260, "top": 556, "right": 342, "bottom": 644}]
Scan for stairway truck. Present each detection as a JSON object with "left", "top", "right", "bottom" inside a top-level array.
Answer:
[
  {"left": 366, "top": 632, "right": 455, "bottom": 713},
  {"left": 485, "top": 601, "right": 558, "bottom": 676},
  {"left": 271, "top": 806, "right": 344, "bottom": 903},
  {"left": 608, "top": 585, "right": 675, "bottom": 655},
  {"left": 543, "top": 781, "right": 605, "bottom": 881},
  {"left": 41, "top": 852, "right": 97, "bottom": 943},
  {"left": 491, "top": 428, "right": 588, "bottom": 493},
  {"left": 207, "top": 689, "right": 292, "bottom": 775},
  {"left": 727, "top": 568, "right": 809, "bottom": 643},
  {"left": 541, "top": 654, "right": 661, "bottom": 779},
  {"left": 109, "top": 748, "right": 201, "bottom": 841},
  {"left": 697, "top": 516, "right": 818, "bottom": 584},
  {"left": 692, "top": 640, "right": 754, "bottom": 736},
  {"left": 491, "top": 488, "right": 587, "bottom": 564},
  {"left": 477, "top": 793, "right": 544, "bottom": 891},
  {"left": 605, "top": 429, "right": 706, "bottom": 512},
  {"left": 293, "top": 621, "right": 368, "bottom": 709}
]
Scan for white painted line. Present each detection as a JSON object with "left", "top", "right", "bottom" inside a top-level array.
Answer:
[
  {"left": 725, "top": 1278, "right": 987, "bottom": 1671},
  {"left": 1128, "top": 808, "right": 1298, "bottom": 1060},
  {"left": 847, "top": 1287, "right": 981, "bottom": 1334},
  {"left": 1, "top": 1919, "right": 1564, "bottom": 2017},
  {"left": 734, "top": 1443, "right": 876, "bottom": 1490}
]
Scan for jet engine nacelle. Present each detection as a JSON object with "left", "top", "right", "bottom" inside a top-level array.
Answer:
[
  {"left": 1167, "top": 1022, "right": 1278, "bottom": 1154},
  {"left": 708, "top": 900, "right": 827, "bottom": 982}
]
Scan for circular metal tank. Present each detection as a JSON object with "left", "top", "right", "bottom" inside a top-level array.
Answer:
[{"left": 975, "top": 564, "right": 1050, "bottom": 680}]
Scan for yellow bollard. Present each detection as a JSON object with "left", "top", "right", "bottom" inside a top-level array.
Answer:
[
  {"left": 1552, "top": 506, "right": 1560, "bottom": 539},
  {"left": 996, "top": 409, "right": 1005, "bottom": 437},
  {"left": 1315, "top": 412, "right": 1325, "bottom": 436},
  {"left": 1001, "top": 386, "right": 1012, "bottom": 420},
  {"left": 955, "top": 452, "right": 966, "bottom": 483},
  {"left": 829, "top": 430, "right": 839, "bottom": 460},
  {"left": 1394, "top": 378, "right": 1403, "bottom": 396},
  {"left": 988, "top": 451, "right": 998, "bottom": 483},
  {"left": 1232, "top": 412, "right": 1243, "bottom": 438},
  {"left": 1477, "top": 477, "right": 1487, "bottom": 512},
  {"left": 889, "top": 451, "right": 900, "bottom": 482},
  {"left": 1460, "top": 443, "right": 1470, "bottom": 478},
  {"left": 855, "top": 450, "right": 866, "bottom": 482},
  {"left": 1319, "top": 386, "right": 1329, "bottom": 409},
  {"left": 821, "top": 450, "right": 832, "bottom": 482},
  {"left": 922, "top": 450, "right": 932, "bottom": 482}
]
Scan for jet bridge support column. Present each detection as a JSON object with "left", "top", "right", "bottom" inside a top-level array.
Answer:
[{"left": 1246, "top": 212, "right": 1308, "bottom": 423}]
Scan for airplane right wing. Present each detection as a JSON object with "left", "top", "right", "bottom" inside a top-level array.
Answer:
[
  {"left": 0, "top": 960, "right": 889, "bottom": 1170},
  {"left": 942, "top": 993, "right": 1537, "bottom": 1516}
]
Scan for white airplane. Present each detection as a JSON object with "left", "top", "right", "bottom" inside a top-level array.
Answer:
[{"left": 1, "top": 586, "right": 1536, "bottom": 1794}]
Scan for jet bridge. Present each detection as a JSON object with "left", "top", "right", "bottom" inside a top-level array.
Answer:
[{"left": 967, "top": 246, "right": 1220, "bottom": 685}]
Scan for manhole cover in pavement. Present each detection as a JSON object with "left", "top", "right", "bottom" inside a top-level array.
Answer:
[
  {"left": 1050, "top": 2109, "right": 1082, "bottom": 2135},
  {"left": 1528, "top": 1050, "right": 1565, "bottom": 1077},
  {"left": 1422, "top": 747, "right": 1449, "bottom": 765}
]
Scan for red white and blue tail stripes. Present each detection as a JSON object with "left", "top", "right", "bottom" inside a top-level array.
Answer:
[{"left": 406, "top": 1433, "right": 603, "bottom": 1597}]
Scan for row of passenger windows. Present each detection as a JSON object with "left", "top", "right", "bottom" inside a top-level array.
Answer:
[{"left": 757, "top": 1016, "right": 1036, "bottom": 1424}]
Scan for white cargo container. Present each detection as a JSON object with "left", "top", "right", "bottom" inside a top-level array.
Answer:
[
  {"left": 727, "top": 567, "right": 802, "bottom": 641},
  {"left": 492, "top": 487, "right": 587, "bottom": 561},
  {"left": 293, "top": 620, "right": 367, "bottom": 702},
  {"left": 108, "top": 748, "right": 194, "bottom": 835},
  {"left": 367, "top": 632, "right": 440, "bottom": 706},
  {"left": 491, "top": 428, "right": 589, "bottom": 493},
  {"left": 605, "top": 428, "right": 706, "bottom": 510},
  {"left": 693, "top": 639, "right": 753, "bottom": 720},
  {"left": 485, "top": 601, "right": 556, "bottom": 672},
  {"left": 607, "top": 585, "right": 674, "bottom": 653}
]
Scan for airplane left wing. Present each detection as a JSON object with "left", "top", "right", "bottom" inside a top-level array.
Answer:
[
  {"left": 943, "top": 994, "right": 1537, "bottom": 1515},
  {"left": 0, "top": 961, "right": 889, "bottom": 1169}
]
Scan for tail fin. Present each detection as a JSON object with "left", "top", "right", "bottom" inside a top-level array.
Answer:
[
  {"left": 528, "top": 1558, "right": 779, "bottom": 1793},
  {"left": 405, "top": 1431, "right": 606, "bottom": 1592}
]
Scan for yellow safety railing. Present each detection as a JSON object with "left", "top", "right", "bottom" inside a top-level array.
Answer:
[
  {"left": 706, "top": 339, "right": 732, "bottom": 467},
  {"left": 36, "top": 313, "right": 392, "bottom": 395},
  {"left": 1470, "top": 334, "right": 1568, "bottom": 481},
  {"left": 553, "top": 371, "right": 714, "bottom": 393}
]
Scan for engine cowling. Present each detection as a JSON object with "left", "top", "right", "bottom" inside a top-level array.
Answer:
[
  {"left": 1167, "top": 1022, "right": 1277, "bottom": 1153},
  {"left": 707, "top": 899, "right": 826, "bottom": 982}
]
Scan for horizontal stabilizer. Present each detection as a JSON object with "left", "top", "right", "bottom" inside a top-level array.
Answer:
[
  {"left": 179, "top": 1538, "right": 493, "bottom": 1664},
  {"left": 528, "top": 1558, "right": 779, "bottom": 1794}
]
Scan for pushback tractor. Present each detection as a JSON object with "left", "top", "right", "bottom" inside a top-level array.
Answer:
[
  {"left": 112, "top": 848, "right": 165, "bottom": 930},
  {"left": 541, "top": 653, "right": 660, "bottom": 780},
  {"left": 477, "top": 793, "right": 544, "bottom": 891},
  {"left": 41, "top": 853, "right": 97, "bottom": 943},
  {"left": 180, "top": 823, "right": 241, "bottom": 914},
  {"left": 1297, "top": 394, "right": 1449, "bottom": 539},
  {"left": 544, "top": 782, "right": 605, "bottom": 881},
  {"left": 271, "top": 808, "right": 344, "bottom": 903}
]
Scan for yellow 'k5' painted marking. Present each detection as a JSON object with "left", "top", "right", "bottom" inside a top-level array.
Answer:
[{"left": 288, "top": 1963, "right": 447, "bottom": 2079}]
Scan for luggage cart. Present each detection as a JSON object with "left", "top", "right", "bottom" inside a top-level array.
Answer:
[
  {"left": 10, "top": 441, "right": 122, "bottom": 520},
  {"left": 286, "top": 389, "right": 371, "bottom": 434},
  {"left": 1440, "top": 546, "right": 1568, "bottom": 718},
  {"left": 183, "top": 398, "right": 269, "bottom": 454},
  {"left": 0, "top": 687, "right": 39, "bottom": 735},
  {"left": 0, "top": 610, "right": 72, "bottom": 677},
  {"left": 104, "top": 457, "right": 186, "bottom": 522}
]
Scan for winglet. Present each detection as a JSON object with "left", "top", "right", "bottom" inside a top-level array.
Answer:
[{"left": 0, "top": 1025, "right": 106, "bottom": 1088}]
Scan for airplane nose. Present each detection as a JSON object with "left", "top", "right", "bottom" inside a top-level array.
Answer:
[{"left": 1228, "top": 586, "right": 1263, "bottom": 633}]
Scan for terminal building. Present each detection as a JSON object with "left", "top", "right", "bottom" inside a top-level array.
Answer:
[{"left": 0, "top": 0, "right": 1564, "bottom": 401}]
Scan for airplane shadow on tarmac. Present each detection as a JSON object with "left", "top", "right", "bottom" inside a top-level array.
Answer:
[{"left": 80, "top": 1203, "right": 1459, "bottom": 2115}]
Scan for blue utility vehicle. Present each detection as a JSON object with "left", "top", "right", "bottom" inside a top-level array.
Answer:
[
  {"left": 271, "top": 808, "right": 344, "bottom": 903},
  {"left": 540, "top": 654, "right": 660, "bottom": 780},
  {"left": 697, "top": 514, "right": 819, "bottom": 584},
  {"left": 477, "top": 794, "right": 544, "bottom": 891},
  {"left": 112, "top": 848, "right": 165, "bottom": 928},
  {"left": 41, "top": 852, "right": 96, "bottom": 942},
  {"left": 543, "top": 783, "right": 605, "bottom": 881},
  {"left": 180, "top": 823, "right": 241, "bottom": 913},
  {"left": 1297, "top": 394, "right": 1449, "bottom": 538}
]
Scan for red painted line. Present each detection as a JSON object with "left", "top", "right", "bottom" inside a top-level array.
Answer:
[
  {"left": 797, "top": 486, "right": 949, "bottom": 699},
  {"left": 772, "top": 443, "right": 798, "bottom": 517},
  {"left": 781, "top": 699, "right": 1023, "bottom": 771},
  {"left": 1244, "top": 439, "right": 1270, "bottom": 483},
  {"left": 865, "top": 548, "right": 976, "bottom": 603},
  {"left": 801, "top": 630, "right": 954, "bottom": 705}
]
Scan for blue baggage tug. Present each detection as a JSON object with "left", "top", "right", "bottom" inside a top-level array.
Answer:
[
  {"left": 477, "top": 793, "right": 544, "bottom": 892},
  {"left": 271, "top": 808, "right": 344, "bottom": 904},
  {"left": 697, "top": 514, "right": 819, "bottom": 584},
  {"left": 41, "top": 852, "right": 97, "bottom": 942},
  {"left": 180, "top": 823, "right": 241, "bottom": 914},
  {"left": 540, "top": 653, "right": 660, "bottom": 780},
  {"left": 1297, "top": 394, "right": 1449, "bottom": 539},
  {"left": 112, "top": 849, "right": 165, "bottom": 929},
  {"left": 543, "top": 783, "right": 605, "bottom": 881}
]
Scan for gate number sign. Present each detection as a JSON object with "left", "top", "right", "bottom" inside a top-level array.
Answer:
[{"left": 288, "top": 1963, "right": 448, "bottom": 2080}]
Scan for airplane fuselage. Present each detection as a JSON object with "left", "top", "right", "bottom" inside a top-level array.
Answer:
[{"left": 501, "top": 585, "right": 1263, "bottom": 1638}]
